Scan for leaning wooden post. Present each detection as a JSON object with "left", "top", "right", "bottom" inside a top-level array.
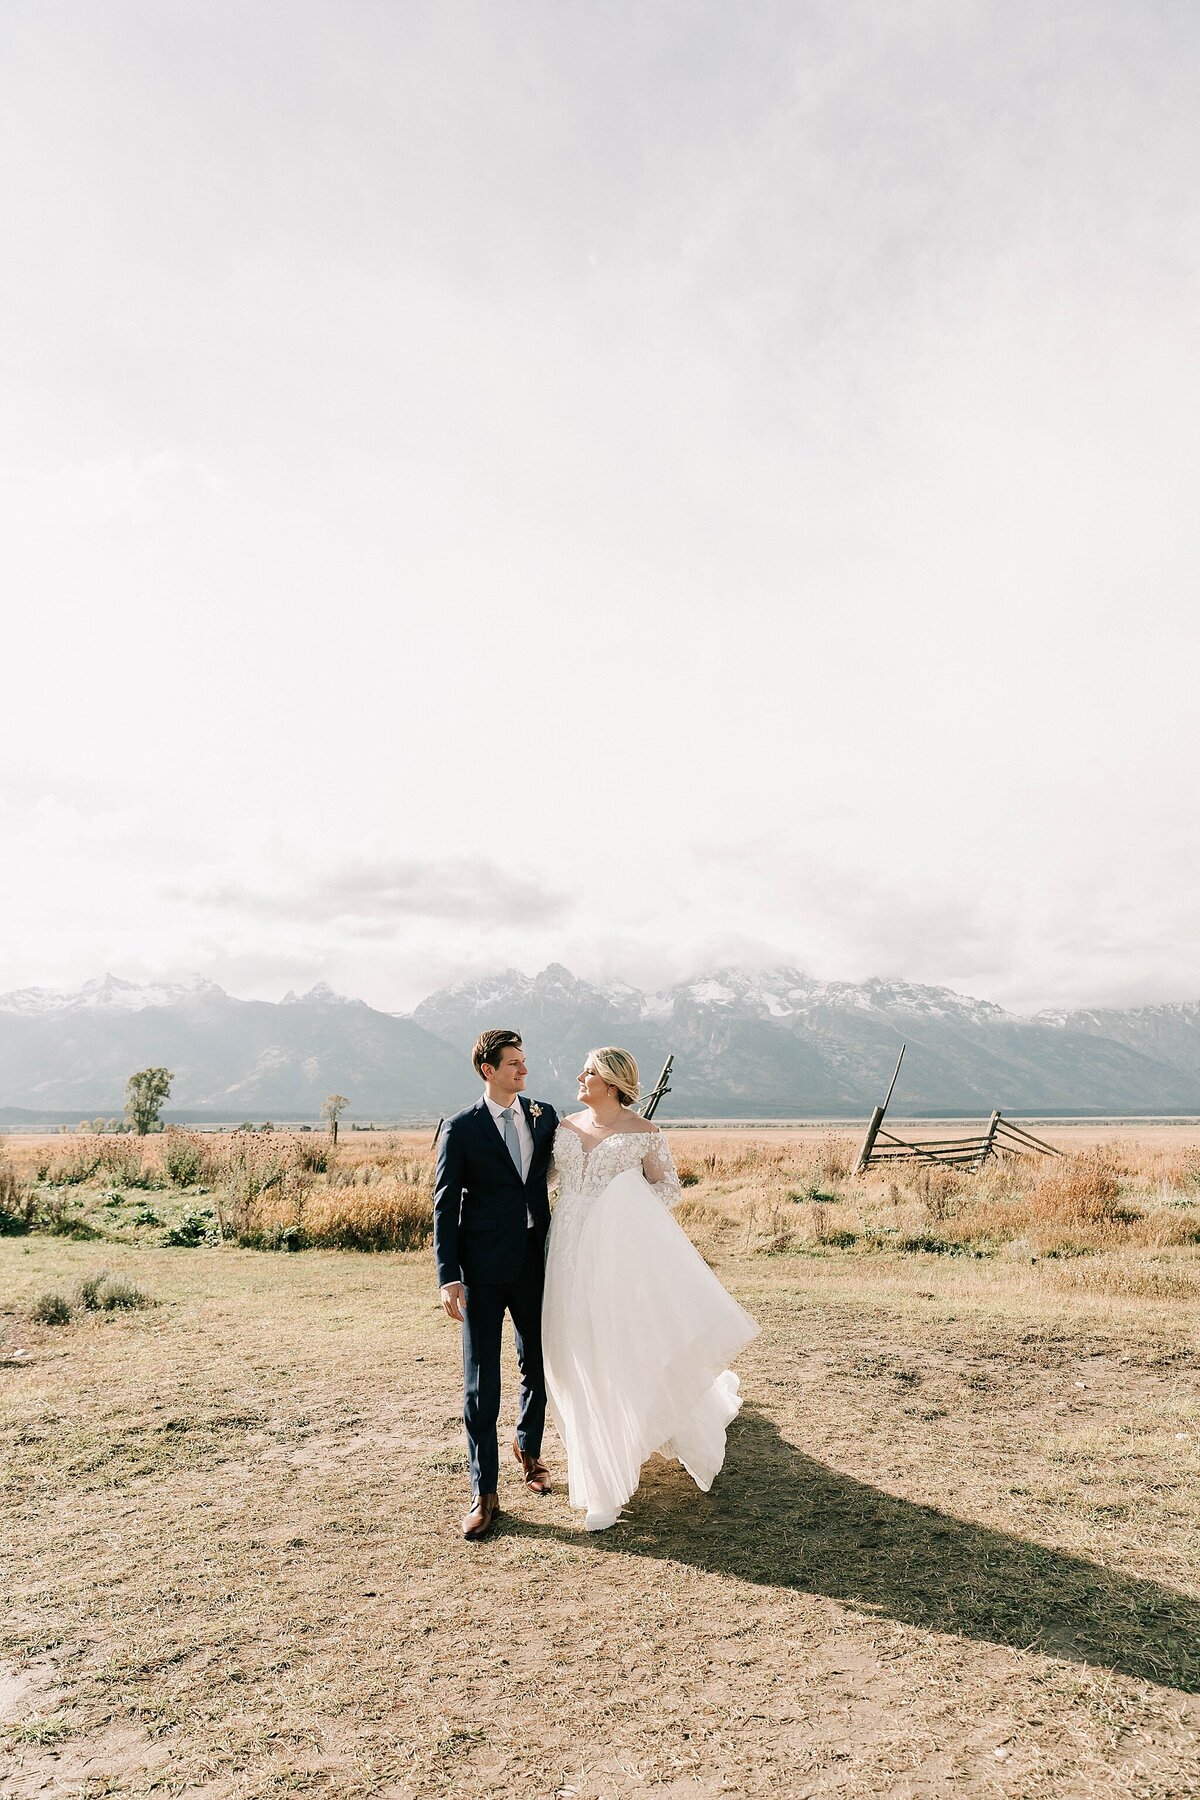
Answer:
[
  {"left": 854, "top": 1043, "right": 906, "bottom": 1175},
  {"left": 975, "top": 1110, "right": 1001, "bottom": 1170},
  {"left": 641, "top": 1055, "right": 674, "bottom": 1122},
  {"left": 854, "top": 1105, "right": 886, "bottom": 1176}
]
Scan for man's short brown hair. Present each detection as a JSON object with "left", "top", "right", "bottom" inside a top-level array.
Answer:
[{"left": 472, "top": 1028, "right": 523, "bottom": 1079}]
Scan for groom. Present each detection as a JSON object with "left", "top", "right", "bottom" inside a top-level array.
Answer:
[{"left": 434, "top": 1029, "right": 559, "bottom": 1540}]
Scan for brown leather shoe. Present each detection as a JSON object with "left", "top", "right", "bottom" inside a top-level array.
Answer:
[
  {"left": 513, "top": 1437, "right": 552, "bottom": 1495},
  {"left": 462, "top": 1493, "right": 500, "bottom": 1540}
]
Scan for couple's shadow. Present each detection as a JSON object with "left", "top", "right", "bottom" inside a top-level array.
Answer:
[{"left": 510, "top": 1408, "right": 1200, "bottom": 1694}]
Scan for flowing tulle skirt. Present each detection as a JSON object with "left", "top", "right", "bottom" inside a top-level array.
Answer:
[{"left": 543, "top": 1167, "right": 759, "bottom": 1525}]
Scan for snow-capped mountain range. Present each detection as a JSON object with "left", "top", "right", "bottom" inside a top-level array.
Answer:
[
  {"left": 2, "top": 963, "right": 1194, "bottom": 1120},
  {"left": 0, "top": 973, "right": 225, "bottom": 1016}
]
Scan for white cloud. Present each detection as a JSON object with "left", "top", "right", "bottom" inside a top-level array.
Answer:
[
  {"left": 179, "top": 854, "right": 570, "bottom": 929},
  {"left": 1, "top": 5, "right": 1198, "bottom": 1019}
]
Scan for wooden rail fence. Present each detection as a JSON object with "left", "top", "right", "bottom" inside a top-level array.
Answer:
[{"left": 854, "top": 1046, "right": 1061, "bottom": 1174}]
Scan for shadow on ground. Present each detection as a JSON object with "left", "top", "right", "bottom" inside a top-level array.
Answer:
[{"left": 514, "top": 1408, "right": 1200, "bottom": 1693}]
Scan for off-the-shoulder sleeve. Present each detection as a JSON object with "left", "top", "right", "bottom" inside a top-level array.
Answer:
[{"left": 641, "top": 1131, "right": 681, "bottom": 1208}]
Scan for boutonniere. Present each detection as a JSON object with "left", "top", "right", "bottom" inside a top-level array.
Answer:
[{"left": 528, "top": 1102, "right": 543, "bottom": 1122}]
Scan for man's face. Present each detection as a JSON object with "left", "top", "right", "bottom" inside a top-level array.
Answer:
[{"left": 486, "top": 1044, "right": 527, "bottom": 1097}]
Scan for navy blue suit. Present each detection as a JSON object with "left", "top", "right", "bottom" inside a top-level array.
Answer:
[{"left": 434, "top": 1094, "right": 559, "bottom": 1497}]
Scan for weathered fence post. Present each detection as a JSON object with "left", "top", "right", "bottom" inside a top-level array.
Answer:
[
  {"left": 854, "top": 1044, "right": 906, "bottom": 1175},
  {"left": 640, "top": 1055, "right": 674, "bottom": 1121},
  {"left": 854, "top": 1105, "right": 886, "bottom": 1176},
  {"left": 975, "top": 1110, "right": 1001, "bottom": 1169}
]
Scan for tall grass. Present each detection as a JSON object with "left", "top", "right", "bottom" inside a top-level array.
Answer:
[
  {"left": 286, "top": 1180, "right": 432, "bottom": 1251},
  {"left": 7, "top": 1126, "right": 1199, "bottom": 1270},
  {"left": 0, "top": 1149, "right": 38, "bottom": 1234},
  {"left": 204, "top": 1132, "right": 431, "bottom": 1246},
  {"left": 659, "top": 1134, "right": 1200, "bottom": 1266},
  {"left": 35, "top": 1134, "right": 161, "bottom": 1187},
  {"left": 37, "top": 1143, "right": 103, "bottom": 1186},
  {"left": 215, "top": 1134, "right": 295, "bottom": 1240},
  {"left": 163, "top": 1130, "right": 218, "bottom": 1188}
]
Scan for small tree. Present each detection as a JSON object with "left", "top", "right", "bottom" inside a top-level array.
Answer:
[
  {"left": 125, "top": 1067, "right": 173, "bottom": 1136},
  {"left": 321, "top": 1093, "right": 349, "bottom": 1145}
]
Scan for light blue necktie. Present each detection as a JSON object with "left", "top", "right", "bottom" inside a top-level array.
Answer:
[{"left": 500, "top": 1106, "right": 524, "bottom": 1180}]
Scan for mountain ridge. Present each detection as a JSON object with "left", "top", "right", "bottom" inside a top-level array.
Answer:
[{"left": 1, "top": 966, "right": 1197, "bottom": 1119}]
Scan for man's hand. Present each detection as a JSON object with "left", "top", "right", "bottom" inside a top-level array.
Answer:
[{"left": 440, "top": 1281, "right": 466, "bottom": 1322}]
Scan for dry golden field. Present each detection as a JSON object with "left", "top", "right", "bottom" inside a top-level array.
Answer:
[{"left": 2, "top": 1125, "right": 1199, "bottom": 1798}]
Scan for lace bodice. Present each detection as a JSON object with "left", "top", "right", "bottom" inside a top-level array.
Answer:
[{"left": 551, "top": 1125, "right": 681, "bottom": 1208}]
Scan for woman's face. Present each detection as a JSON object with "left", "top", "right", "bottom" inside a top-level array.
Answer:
[{"left": 577, "top": 1061, "right": 611, "bottom": 1107}]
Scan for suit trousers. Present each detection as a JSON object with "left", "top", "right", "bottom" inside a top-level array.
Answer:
[{"left": 461, "top": 1228, "right": 546, "bottom": 1497}]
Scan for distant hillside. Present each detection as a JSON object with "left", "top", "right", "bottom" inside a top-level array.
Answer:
[
  {"left": 0, "top": 974, "right": 469, "bottom": 1120},
  {"left": 1035, "top": 1001, "right": 1200, "bottom": 1085},
  {"left": 2, "top": 967, "right": 1197, "bottom": 1121}
]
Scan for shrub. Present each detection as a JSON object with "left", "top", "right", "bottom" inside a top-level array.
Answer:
[
  {"left": 251, "top": 1223, "right": 310, "bottom": 1252},
  {"left": 96, "top": 1137, "right": 147, "bottom": 1183},
  {"left": 124, "top": 1164, "right": 165, "bottom": 1190},
  {"left": 30, "top": 1291, "right": 72, "bottom": 1326},
  {"left": 215, "top": 1135, "right": 306, "bottom": 1238},
  {"left": 163, "top": 1130, "right": 215, "bottom": 1188},
  {"left": 912, "top": 1165, "right": 960, "bottom": 1220},
  {"left": 0, "top": 1162, "right": 38, "bottom": 1235},
  {"left": 75, "top": 1269, "right": 111, "bottom": 1309},
  {"left": 292, "top": 1138, "right": 332, "bottom": 1174},
  {"left": 41, "top": 1195, "right": 103, "bottom": 1240},
  {"left": 813, "top": 1136, "right": 852, "bottom": 1182},
  {"left": 75, "top": 1269, "right": 151, "bottom": 1310},
  {"left": 162, "top": 1209, "right": 217, "bottom": 1248},
  {"left": 94, "top": 1277, "right": 151, "bottom": 1310},
  {"left": 42, "top": 1144, "right": 102, "bottom": 1186}
]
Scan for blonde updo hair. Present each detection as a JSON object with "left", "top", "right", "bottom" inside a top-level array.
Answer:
[{"left": 587, "top": 1046, "right": 640, "bottom": 1108}]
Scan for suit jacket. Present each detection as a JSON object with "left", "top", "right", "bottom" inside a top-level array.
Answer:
[{"left": 433, "top": 1094, "right": 559, "bottom": 1289}]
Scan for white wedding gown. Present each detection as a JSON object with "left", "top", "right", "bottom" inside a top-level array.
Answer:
[{"left": 543, "top": 1126, "right": 759, "bottom": 1529}]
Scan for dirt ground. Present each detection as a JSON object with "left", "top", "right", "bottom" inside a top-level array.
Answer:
[
  {"left": 3, "top": 1120, "right": 1200, "bottom": 1798},
  {"left": 2, "top": 1215, "right": 1199, "bottom": 1800}
]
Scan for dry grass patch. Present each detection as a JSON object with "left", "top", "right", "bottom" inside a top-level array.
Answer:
[{"left": 3, "top": 1227, "right": 1200, "bottom": 1797}]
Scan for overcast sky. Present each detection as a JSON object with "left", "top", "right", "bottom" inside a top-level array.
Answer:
[{"left": 3, "top": 2, "right": 1198, "bottom": 1015}]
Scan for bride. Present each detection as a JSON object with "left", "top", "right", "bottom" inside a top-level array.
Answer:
[{"left": 543, "top": 1047, "right": 759, "bottom": 1531}]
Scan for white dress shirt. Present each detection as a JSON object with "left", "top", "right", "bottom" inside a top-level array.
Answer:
[{"left": 483, "top": 1091, "right": 534, "bottom": 1226}]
